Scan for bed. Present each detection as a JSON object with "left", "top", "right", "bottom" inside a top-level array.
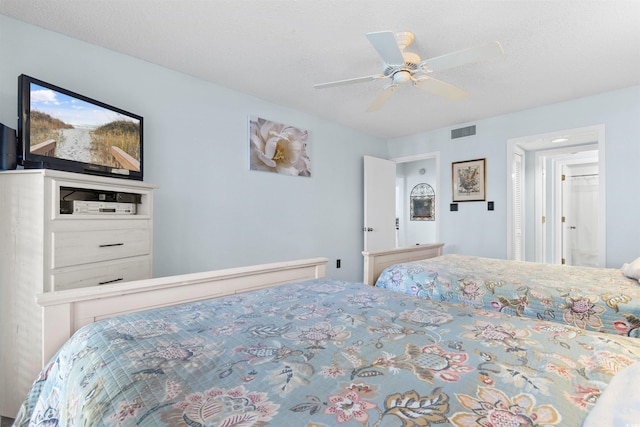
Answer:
[
  {"left": 367, "top": 251, "right": 640, "bottom": 338},
  {"left": 13, "top": 257, "right": 640, "bottom": 426}
]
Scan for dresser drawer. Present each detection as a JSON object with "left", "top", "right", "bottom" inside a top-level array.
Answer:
[
  {"left": 51, "top": 256, "right": 151, "bottom": 291},
  {"left": 52, "top": 226, "right": 150, "bottom": 268}
]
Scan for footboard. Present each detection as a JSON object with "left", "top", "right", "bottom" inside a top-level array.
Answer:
[
  {"left": 37, "top": 257, "right": 328, "bottom": 364},
  {"left": 362, "top": 243, "right": 443, "bottom": 285}
]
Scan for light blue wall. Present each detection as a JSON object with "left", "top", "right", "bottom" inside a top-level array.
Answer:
[
  {"left": 0, "top": 15, "right": 388, "bottom": 282},
  {"left": 387, "top": 87, "right": 640, "bottom": 267},
  {"left": 1, "top": 15, "right": 638, "bottom": 277}
]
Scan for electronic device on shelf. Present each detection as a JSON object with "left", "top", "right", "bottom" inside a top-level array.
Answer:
[
  {"left": 0, "top": 122, "right": 17, "bottom": 170},
  {"left": 60, "top": 200, "right": 137, "bottom": 215},
  {"left": 59, "top": 186, "right": 142, "bottom": 215},
  {"left": 17, "top": 74, "right": 144, "bottom": 180}
]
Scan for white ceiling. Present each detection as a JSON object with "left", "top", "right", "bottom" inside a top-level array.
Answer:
[{"left": 1, "top": 0, "right": 639, "bottom": 139}]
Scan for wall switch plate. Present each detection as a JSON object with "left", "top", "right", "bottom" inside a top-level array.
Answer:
[
  {"left": 488, "top": 201, "right": 494, "bottom": 211},
  {"left": 336, "top": 259, "right": 341, "bottom": 268},
  {"left": 450, "top": 203, "right": 458, "bottom": 211}
]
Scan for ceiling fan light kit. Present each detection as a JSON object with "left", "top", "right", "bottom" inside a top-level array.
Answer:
[
  {"left": 393, "top": 70, "right": 412, "bottom": 84},
  {"left": 314, "top": 30, "right": 504, "bottom": 111}
]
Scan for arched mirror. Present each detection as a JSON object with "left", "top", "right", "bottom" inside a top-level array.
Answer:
[{"left": 410, "top": 183, "right": 435, "bottom": 221}]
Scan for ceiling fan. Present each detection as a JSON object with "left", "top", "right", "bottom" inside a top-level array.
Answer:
[{"left": 314, "top": 31, "right": 504, "bottom": 112}]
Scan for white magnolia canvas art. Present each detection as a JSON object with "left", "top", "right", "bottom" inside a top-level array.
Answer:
[{"left": 249, "top": 116, "right": 311, "bottom": 177}]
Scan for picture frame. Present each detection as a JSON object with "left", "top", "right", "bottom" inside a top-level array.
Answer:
[
  {"left": 452, "top": 158, "right": 486, "bottom": 202},
  {"left": 248, "top": 116, "right": 311, "bottom": 177}
]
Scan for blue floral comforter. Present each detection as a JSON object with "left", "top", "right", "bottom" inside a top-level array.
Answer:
[
  {"left": 15, "top": 279, "right": 640, "bottom": 426},
  {"left": 375, "top": 254, "right": 640, "bottom": 338}
]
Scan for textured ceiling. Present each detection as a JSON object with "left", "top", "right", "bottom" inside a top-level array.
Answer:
[{"left": 1, "top": 0, "right": 639, "bottom": 139}]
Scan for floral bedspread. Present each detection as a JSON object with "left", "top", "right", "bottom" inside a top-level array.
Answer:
[
  {"left": 375, "top": 254, "right": 640, "bottom": 338},
  {"left": 15, "top": 279, "right": 640, "bottom": 426}
]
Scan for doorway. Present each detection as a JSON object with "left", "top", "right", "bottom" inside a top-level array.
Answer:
[
  {"left": 394, "top": 152, "right": 440, "bottom": 248},
  {"left": 363, "top": 152, "right": 440, "bottom": 252},
  {"left": 506, "top": 125, "right": 606, "bottom": 266}
]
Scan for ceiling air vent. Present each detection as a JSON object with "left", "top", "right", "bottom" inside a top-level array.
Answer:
[{"left": 451, "top": 125, "right": 476, "bottom": 139}]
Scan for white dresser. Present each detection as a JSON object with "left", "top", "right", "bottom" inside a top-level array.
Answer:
[{"left": 0, "top": 169, "right": 157, "bottom": 418}]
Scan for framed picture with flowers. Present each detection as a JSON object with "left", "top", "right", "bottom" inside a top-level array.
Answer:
[
  {"left": 248, "top": 116, "right": 311, "bottom": 177},
  {"left": 452, "top": 158, "right": 486, "bottom": 202}
]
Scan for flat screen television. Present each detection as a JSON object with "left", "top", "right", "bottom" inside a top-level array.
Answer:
[{"left": 18, "top": 74, "right": 143, "bottom": 180}]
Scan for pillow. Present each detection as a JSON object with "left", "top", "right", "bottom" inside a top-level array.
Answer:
[
  {"left": 621, "top": 256, "right": 640, "bottom": 281},
  {"left": 582, "top": 362, "right": 640, "bottom": 427}
]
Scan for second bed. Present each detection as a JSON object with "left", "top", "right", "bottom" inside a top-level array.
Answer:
[{"left": 370, "top": 251, "right": 640, "bottom": 337}]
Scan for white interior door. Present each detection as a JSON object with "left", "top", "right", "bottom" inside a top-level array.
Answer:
[
  {"left": 562, "top": 163, "right": 599, "bottom": 267},
  {"left": 363, "top": 155, "right": 396, "bottom": 251}
]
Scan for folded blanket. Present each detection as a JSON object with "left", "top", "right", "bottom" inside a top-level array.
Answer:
[
  {"left": 581, "top": 361, "right": 640, "bottom": 426},
  {"left": 621, "top": 256, "right": 640, "bottom": 282}
]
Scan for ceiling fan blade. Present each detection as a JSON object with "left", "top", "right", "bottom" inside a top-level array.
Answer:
[
  {"left": 424, "top": 41, "right": 504, "bottom": 72},
  {"left": 413, "top": 77, "right": 468, "bottom": 100},
  {"left": 366, "top": 31, "right": 405, "bottom": 66},
  {"left": 366, "top": 84, "right": 398, "bottom": 112},
  {"left": 314, "top": 74, "right": 386, "bottom": 89}
]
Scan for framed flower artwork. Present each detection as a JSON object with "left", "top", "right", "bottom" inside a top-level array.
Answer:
[
  {"left": 248, "top": 116, "right": 311, "bottom": 177},
  {"left": 452, "top": 158, "right": 486, "bottom": 202}
]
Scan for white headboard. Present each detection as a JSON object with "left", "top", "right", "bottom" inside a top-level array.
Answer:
[
  {"left": 37, "top": 257, "right": 328, "bottom": 365},
  {"left": 362, "top": 243, "right": 444, "bottom": 285}
]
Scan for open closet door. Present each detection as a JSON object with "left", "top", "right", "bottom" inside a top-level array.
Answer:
[{"left": 363, "top": 155, "right": 396, "bottom": 251}]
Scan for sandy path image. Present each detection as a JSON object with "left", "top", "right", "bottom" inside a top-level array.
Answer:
[{"left": 57, "top": 127, "right": 93, "bottom": 162}]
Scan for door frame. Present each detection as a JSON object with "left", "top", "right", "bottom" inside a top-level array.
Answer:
[
  {"left": 391, "top": 151, "right": 441, "bottom": 244},
  {"left": 506, "top": 125, "right": 606, "bottom": 266}
]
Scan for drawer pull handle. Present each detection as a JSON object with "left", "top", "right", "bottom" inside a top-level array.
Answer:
[
  {"left": 99, "top": 243, "right": 125, "bottom": 248},
  {"left": 99, "top": 278, "right": 124, "bottom": 285}
]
